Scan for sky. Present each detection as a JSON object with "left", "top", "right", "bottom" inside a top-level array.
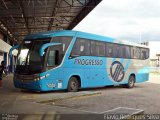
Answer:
[
  {"left": 74, "top": 0, "right": 160, "bottom": 43},
  {"left": 149, "top": 41, "right": 160, "bottom": 58}
]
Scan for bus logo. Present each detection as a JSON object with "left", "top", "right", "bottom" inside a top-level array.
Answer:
[{"left": 110, "top": 61, "right": 125, "bottom": 82}]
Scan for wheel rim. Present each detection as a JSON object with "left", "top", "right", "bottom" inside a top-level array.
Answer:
[
  {"left": 70, "top": 81, "right": 77, "bottom": 90},
  {"left": 129, "top": 77, "right": 134, "bottom": 87}
]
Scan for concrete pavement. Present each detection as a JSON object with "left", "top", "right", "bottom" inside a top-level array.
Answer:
[{"left": 0, "top": 74, "right": 160, "bottom": 120}]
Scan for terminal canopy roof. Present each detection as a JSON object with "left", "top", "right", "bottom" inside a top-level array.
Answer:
[{"left": 0, "top": 0, "right": 101, "bottom": 43}]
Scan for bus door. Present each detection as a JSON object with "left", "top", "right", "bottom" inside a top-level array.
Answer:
[{"left": 40, "top": 43, "right": 64, "bottom": 89}]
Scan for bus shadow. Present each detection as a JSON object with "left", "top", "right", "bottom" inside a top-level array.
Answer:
[
  {"left": 20, "top": 84, "right": 144, "bottom": 94},
  {"left": 20, "top": 89, "right": 66, "bottom": 94}
]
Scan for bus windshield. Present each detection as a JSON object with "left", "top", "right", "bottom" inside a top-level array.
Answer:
[
  {"left": 15, "top": 36, "right": 72, "bottom": 75},
  {"left": 16, "top": 38, "right": 50, "bottom": 74}
]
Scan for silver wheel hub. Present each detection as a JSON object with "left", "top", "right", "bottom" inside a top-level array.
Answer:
[{"left": 71, "top": 82, "right": 76, "bottom": 89}]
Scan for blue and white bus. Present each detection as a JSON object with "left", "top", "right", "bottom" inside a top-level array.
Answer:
[{"left": 10, "top": 30, "right": 150, "bottom": 92}]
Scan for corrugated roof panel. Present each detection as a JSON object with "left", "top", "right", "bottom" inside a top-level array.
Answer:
[{"left": 0, "top": 0, "right": 102, "bottom": 43}]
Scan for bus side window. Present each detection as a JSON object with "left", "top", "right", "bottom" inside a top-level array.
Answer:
[
  {"left": 122, "top": 46, "right": 126, "bottom": 58},
  {"left": 125, "top": 46, "right": 131, "bottom": 59},
  {"left": 71, "top": 38, "right": 90, "bottom": 57},
  {"left": 131, "top": 47, "right": 135, "bottom": 59},
  {"left": 79, "top": 40, "right": 85, "bottom": 55},
  {"left": 113, "top": 44, "right": 131, "bottom": 59},
  {"left": 82, "top": 39, "right": 90, "bottom": 56},
  {"left": 137, "top": 48, "right": 141, "bottom": 59},
  {"left": 47, "top": 46, "right": 62, "bottom": 68},
  {"left": 96, "top": 41, "right": 105, "bottom": 57},
  {"left": 120, "top": 45, "right": 126, "bottom": 58},
  {"left": 51, "top": 36, "right": 72, "bottom": 53},
  {"left": 146, "top": 49, "right": 149, "bottom": 59},
  {"left": 91, "top": 41, "right": 97, "bottom": 56},
  {"left": 91, "top": 41, "right": 106, "bottom": 57},
  {"left": 106, "top": 43, "right": 113, "bottom": 57},
  {"left": 141, "top": 48, "right": 149, "bottom": 59},
  {"left": 47, "top": 50, "right": 56, "bottom": 67},
  {"left": 131, "top": 47, "right": 141, "bottom": 59},
  {"left": 114, "top": 44, "right": 120, "bottom": 58},
  {"left": 71, "top": 39, "right": 81, "bottom": 56}
]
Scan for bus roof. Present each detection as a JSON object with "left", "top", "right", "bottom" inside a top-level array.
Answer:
[
  {"left": 24, "top": 30, "right": 148, "bottom": 48},
  {"left": 24, "top": 30, "right": 115, "bottom": 42},
  {"left": 24, "top": 30, "right": 77, "bottom": 40}
]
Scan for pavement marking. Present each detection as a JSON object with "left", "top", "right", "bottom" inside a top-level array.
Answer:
[
  {"left": 100, "top": 107, "right": 122, "bottom": 114},
  {"left": 118, "top": 107, "right": 143, "bottom": 111},
  {"left": 37, "top": 92, "right": 101, "bottom": 104},
  {"left": 35, "top": 91, "right": 102, "bottom": 114},
  {"left": 36, "top": 92, "right": 144, "bottom": 115},
  {"left": 34, "top": 104, "right": 144, "bottom": 116},
  {"left": 118, "top": 107, "right": 144, "bottom": 116},
  {"left": 100, "top": 107, "right": 144, "bottom": 114},
  {"left": 52, "top": 105, "right": 100, "bottom": 114},
  {"left": 35, "top": 99, "right": 100, "bottom": 114}
]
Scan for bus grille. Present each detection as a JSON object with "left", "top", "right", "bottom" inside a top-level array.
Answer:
[{"left": 14, "top": 74, "right": 39, "bottom": 83}]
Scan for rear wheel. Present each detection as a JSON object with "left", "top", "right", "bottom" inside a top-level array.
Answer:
[
  {"left": 126, "top": 75, "right": 135, "bottom": 88},
  {"left": 67, "top": 77, "right": 79, "bottom": 92}
]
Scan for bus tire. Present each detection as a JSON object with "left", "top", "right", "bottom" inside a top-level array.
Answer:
[
  {"left": 67, "top": 77, "right": 79, "bottom": 92},
  {"left": 126, "top": 75, "right": 135, "bottom": 88}
]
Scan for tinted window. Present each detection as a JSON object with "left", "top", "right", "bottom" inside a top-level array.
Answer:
[
  {"left": 141, "top": 48, "right": 149, "bottom": 59},
  {"left": 47, "top": 50, "right": 56, "bottom": 67},
  {"left": 106, "top": 43, "right": 131, "bottom": 59},
  {"left": 29, "top": 40, "right": 49, "bottom": 66},
  {"left": 46, "top": 36, "right": 72, "bottom": 69},
  {"left": 91, "top": 41, "right": 97, "bottom": 56},
  {"left": 71, "top": 38, "right": 90, "bottom": 56},
  {"left": 131, "top": 47, "right": 141, "bottom": 59},
  {"left": 119, "top": 45, "right": 125, "bottom": 58},
  {"left": 91, "top": 41, "right": 105, "bottom": 56},
  {"left": 125, "top": 46, "right": 131, "bottom": 59},
  {"left": 114, "top": 44, "right": 121, "bottom": 58},
  {"left": 97, "top": 42, "right": 105, "bottom": 56},
  {"left": 16, "top": 38, "right": 51, "bottom": 74},
  {"left": 118, "top": 45, "right": 131, "bottom": 59},
  {"left": 51, "top": 36, "right": 72, "bottom": 54},
  {"left": 106, "top": 43, "right": 114, "bottom": 57},
  {"left": 46, "top": 45, "right": 63, "bottom": 69},
  {"left": 71, "top": 37, "right": 149, "bottom": 60}
]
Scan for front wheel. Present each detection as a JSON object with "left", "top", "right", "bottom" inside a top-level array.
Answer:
[
  {"left": 125, "top": 75, "right": 135, "bottom": 88},
  {"left": 67, "top": 77, "right": 79, "bottom": 92}
]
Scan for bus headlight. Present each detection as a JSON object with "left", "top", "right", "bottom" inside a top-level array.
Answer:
[
  {"left": 34, "top": 76, "right": 44, "bottom": 81},
  {"left": 40, "top": 76, "right": 45, "bottom": 80},
  {"left": 34, "top": 74, "right": 50, "bottom": 81},
  {"left": 45, "top": 74, "right": 50, "bottom": 77},
  {"left": 34, "top": 77, "right": 40, "bottom": 81}
]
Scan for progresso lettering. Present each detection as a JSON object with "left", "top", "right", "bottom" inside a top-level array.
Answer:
[{"left": 74, "top": 59, "right": 103, "bottom": 66}]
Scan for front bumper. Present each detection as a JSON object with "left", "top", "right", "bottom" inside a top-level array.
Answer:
[{"left": 13, "top": 74, "right": 42, "bottom": 91}]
